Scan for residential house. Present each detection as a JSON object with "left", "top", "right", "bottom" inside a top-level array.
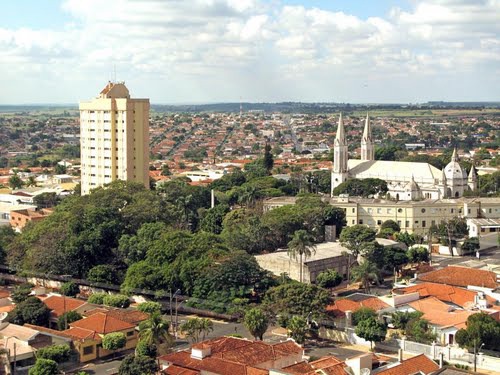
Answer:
[
  {"left": 10, "top": 208, "right": 52, "bottom": 232},
  {"left": 375, "top": 353, "right": 439, "bottom": 375},
  {"left": 159, "top": 336, "right": 304, "bottom": 375}
]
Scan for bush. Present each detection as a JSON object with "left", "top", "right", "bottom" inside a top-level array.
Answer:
[
  {"left": 316, "top": 269, "right": 343, "bottom": 288},
  {"left": 102, "top": 332, "right": 127, "bottom": 351},
  {"left": 137, "top": 302, "right": 162, "bottom": 314},
  {"left": 29, "top": 358, "right": 59, "bottom": 375},
  {"left": 60, "top": 282, "right": 80, "bottom": 297},
  {"left": 103, "top": 294, "right": 130, "bottom": 308},
  {"left": 88, "top": 293, "right": 107, "bottom": 305},
  {"left": 57, "top": 311, "right": 83, "bottom": 330},
  {"left": 36, "top": 344, "right": 72, "bottom": 363}
]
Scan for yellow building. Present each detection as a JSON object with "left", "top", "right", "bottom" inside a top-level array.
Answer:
[
  {"left": 79, "top": 81, "right": 150, "bottom": 195},
  {"left": 264, "top": 196, "right": 500, "bottom": 236}
]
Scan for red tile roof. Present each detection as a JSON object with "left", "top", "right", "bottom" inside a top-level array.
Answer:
[
  {"left": 394, "top": 282, "right": 495, "bottom": 308},
  {"left": 327, "top": 296, "right": 390, "bottom": 317},
  {"left": 164, "top": 364, "right": 200, "bottom": 375},
  {"left": 70, "top": 312, "right": 135, "bottom": 334},
  {"left": 41, "top": 295, "right": 86, "bottom": 318},
  {"left": 377, "top": 354, "right": 439, "bottom": 375},
  {"left": 418, "top": 266, "right": 498, "bottom": 289},
  {"left": 85, "top": 308, "right": 149, "bottom": 325}
]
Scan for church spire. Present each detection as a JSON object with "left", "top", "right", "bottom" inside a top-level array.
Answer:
[
  {"left": 361, "top": 113, "right": 374, "bottom": 161},
  {"left": 331, "top": 112, "right": 349, "bottom": 195},
  {"left": 451, "top": 147, "right": 459, "bottom": 162},
  {"left": 468, "top": 164, "right": 478, "bottom": 191},
  {"left": 335, "top": 112, "right": 346, "bottom": 143}
]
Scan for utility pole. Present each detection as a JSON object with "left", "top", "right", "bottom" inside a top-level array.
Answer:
[{"left": 473, "top": 339, "right": 484, "bottom": 373}]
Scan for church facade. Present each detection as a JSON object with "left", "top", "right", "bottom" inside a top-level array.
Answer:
[{"left": 331, "top": 114, "right": 477, "bottom": 201}]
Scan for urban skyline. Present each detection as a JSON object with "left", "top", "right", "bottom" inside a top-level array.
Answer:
[{"left": 1, "top": 0, "right": 499, "bottom": 104}]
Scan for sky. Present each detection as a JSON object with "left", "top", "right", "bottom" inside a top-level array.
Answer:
[{"left": 1, "top": 0, "right": 499, "bottom": 104}]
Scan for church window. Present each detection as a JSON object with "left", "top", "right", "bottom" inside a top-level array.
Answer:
[
  {"left": 422, "top": 221, "right": 426, "bottom": 228},
  {"left": 421, "top": 208, "right": 426, "bottom": 213}
]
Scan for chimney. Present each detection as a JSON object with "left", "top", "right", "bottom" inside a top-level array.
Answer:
[{"left": 398, "top": 349, "right": 403, "bottom": 362}]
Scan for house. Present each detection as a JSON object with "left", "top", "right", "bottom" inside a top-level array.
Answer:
[
  {"left": 375, "top": 353, "right": 439, "bottom": 375},
  {"left": 417, "top": 265, "right": 500, "bottom": 302},
  {"left": 39, "top": 295, "right": 87, "bottom": 328},
  {"left": 0, "top": 323, "right": 72, "bottom": 372},
  {"left": 62, "top": 312, "right": 139, "bottom": 362},
  {"left": 10, "top": 208, "right": 52, "bottom": 231},
  {"left": 159, "top": 336, "right": 304, "bottom": 375},
  {"left": 326, "top": 293, "right": 392, "bottom": 327}
]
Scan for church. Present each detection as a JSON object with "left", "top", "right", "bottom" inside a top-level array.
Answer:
[{"left": 331, "top": 114, "right": 478, "bottom": 201}]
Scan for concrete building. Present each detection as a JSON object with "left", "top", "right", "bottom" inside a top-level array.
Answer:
[
  {"left": 255, "top": 238, "right": 401, "bottom": 283},
  {"left": 79, "top": 82, "right": 150, "bottom": 195},
  {"left": 264, "top": 196, "right": 500, "bottom": 236}
]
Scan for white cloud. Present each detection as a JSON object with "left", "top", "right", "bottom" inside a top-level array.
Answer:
[{"left": 0, "top": 0, "right": 499, "bottom": 103}]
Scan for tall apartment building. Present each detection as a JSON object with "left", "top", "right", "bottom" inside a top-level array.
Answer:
[{"left": 79, "top": 82, "right": 150, "bottom": 195}]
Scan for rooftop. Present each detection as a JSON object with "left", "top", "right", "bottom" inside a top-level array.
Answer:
[
  {"left": 418, "top": 265, "right": 499, "bottom": 289},
  {"left": 376, "top": 354, "right": 439, "bottom": 375}
]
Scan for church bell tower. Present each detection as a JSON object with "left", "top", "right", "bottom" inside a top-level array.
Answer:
[{"left": 331, "top": 113, "right": 349, "bottom": 196}]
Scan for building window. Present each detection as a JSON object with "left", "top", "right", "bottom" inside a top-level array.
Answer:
[
  {"left": 368, "top": 208, "right": 373, "bottom": 213},
  {"left": 415, "top": 220, "right": 419, "bottom": 224},
  {"left": 126, "top": 331, "right": 134, "bottom": 337},
  {"left": 468, "top": 209, "right": 471, "bottom": 214},
  {"left": 387, "top": 209, "right": 392, "bottom": 213},
  {"left": 359, "top": 219, "right": 363, "bottom": 224},
  {"left": 377, "top": 208, "right": 381, "bottom": 213},
  {"left": 405, "top": 220, "right": 410, "bottom": 227},
  {"left": 397, "top": 220, "right": 401, "bottom": 227},
  {"left": 377, "top": 220, "right": 382, "bottom": 225},
  {"left": 352, "top": 220, "right": 355, "bottom": 224},
  {"left": 451, "top": 209, "right": 454, "bottom": 213},
  {"left": 83, "top": 346, "right": 93, "bottom": 355},
  {"left": 352, "top": 208, "right": 355, "bottom": 213},
  {"left": 398, "top": 208, "right": 403, "bottom": 213},
  {"left": 422, "top": 221, "right": 426, "bottom": 228},
  {"left": 421, "top": 208, "right": 426, "bottom": 213}
]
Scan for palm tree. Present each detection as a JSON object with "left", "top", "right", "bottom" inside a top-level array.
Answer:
[
  {"left": 139, "top": 312, "right": 173, "bottom": 358},
  {"left": 351, "top": 260, "right": 380, "bottom": 293},
  {"left": 175, "top": 194, "right": 192, "bottom": 229},
  {"left": 238, "top": 185, "right": 258, "bottom": 208},
  {"left": 287, "top": 230, "right": 316, "bottom": 283},
  {"left": 25, "top": 176, "right": 37, "bottom": 187}
]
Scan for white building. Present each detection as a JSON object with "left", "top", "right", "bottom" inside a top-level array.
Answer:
[
  {"left": 79, "top": 82, "right": 150, "bottom": 195},
  {"left": 331, "top": 114, "right": 477, "bottom": 200}
]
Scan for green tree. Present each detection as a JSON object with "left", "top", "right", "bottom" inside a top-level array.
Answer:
[
  {"left": 200, "top": 204, "right": 230, "bottom": 234},
  {"left": 340, "top": 225, "right": 377, "bottom": 258},
  {"left": 433, "top": 217, "right": 468, "bottom": 257},
  {"left": 380, "top": 220, "right": 401, "bottom": 233},
  {"left": 351, "top": 260, "right": 380, "bottom": 293},
  {"left": 135, "top": 340, "right": 157, "bottom": 358},
  {"left": 11, "top": 283, "right": 33, "bottom": 304},
  {"left": 36, "top": 344, "right": 72, "bottom": 363},
  {"left": 315, "top": 269, "right": 343, "bottom": 288},
  {"left": 461, "top": 237, "right": 480, "bottom": 255},
  {"left": 57, "top": 311, "right": 82, "bottom": 330},
  {"left": 102, "top": 332, "right": 127, "bottom": 355},
  {"left": 395, "top": 232, "right": 416, "bottom": 247},
  {"left": 60, "top": 282, "right": 79, "bottom": 297},
  {"left": 407, "top": 246, "right": 430, "bottom": 264},
  {"left": 263, "top": 282, "right": 331, "bottom": 318},
  {"left": 7, "top": 296, "right": 51, "bottom": 326},
  {"left": 137, "top": 302, "right": 162, "bottom": 315},
  {"left": 33, "top": 192, "right": 60, "bottom": 208},
  {"left": 287, "top": 230, "right": 316, "bottom": 283},
  {"left": 8, "top": 173, "right": 24, "bottom": 189},
  {"left": 29, "top": 358, "right": 59, "bottom": 375},
  {"left": 263, "top": 143, "right": 274, "bottom": 173},
  {"left": 139, "top": 312, "right": 172, "bottom": 355},
  {"left": 87, "top": 264, "right": 121, "bottom": 285},
  {"left": 287, "top": 316, "right": 308, "bottom": 344},
  {"left": 355, "top": 317, "right": 387, "bottom": 349},
  {"left": 244, "top": 308, "right": 269, "bottom": 341},
  {"left": 390, "top": 311, "right": 423, "bottom": 330},
  {"left": 119, "top": 354, "right": 158, "bottom": 375},
  {"left": 332, "top": 178, "right": 388, "bottom": 197},
  {"left": 405, "top": 318, "right": 436, "bottom": 344},
  {"left": 455, "top": 313, "right": 500, "bottom": 351},
  {"left": 180, "top": 318, "right": 214, "bottom": 343},
  {"left": 352, "top": 307, "right": 377, "bottom": 326}
]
